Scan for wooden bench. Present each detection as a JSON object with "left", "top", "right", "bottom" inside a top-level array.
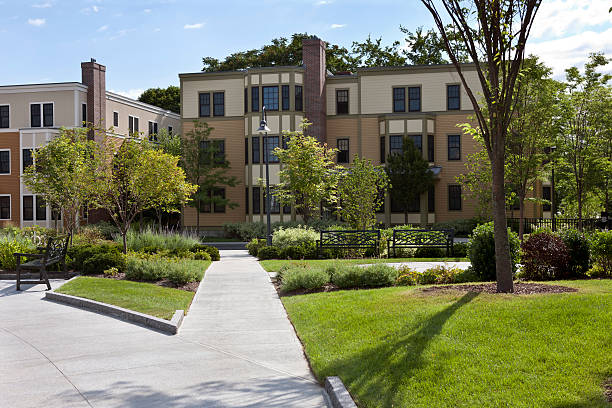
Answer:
[
  {"left": 387, "top": 229, "right": 454, "bottom": 258},
  {"left": 317, "top": 230, "right": 380, "bottom": 257},
  {"left": 15, "top": 235, "right": 70, "bottom": 291}
]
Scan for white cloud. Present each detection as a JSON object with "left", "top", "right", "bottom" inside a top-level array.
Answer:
[
  {"left": 109, "top": 89, "right": 144, "bottom": 100},
  {"left": 28, "top": 18, "right": 45, "bottom": 26},
  {"left": 526, "top": 27, "right": 612, "bottom": 78},
  {"left": 153, "top": 28, "right": 161, "bottom": 32},
  {"left": 316, "top": 0, "right": 332, "bottom": 5},
  {"left": 184, "top": 22, "right": 204, "bottom": 29},
  {"left": 81, "top": 5, "right": 100, "bottom": 15},
  {"left": 97, "top": 24, "right": 108, "bottom": 32},
  {"left": 144, "top": 8, "right": 152, "bottom": 13},
  {"left": 32, "top": 2, "right": 52, "bottom": 8},
  {"left": 330, "top": 23, "right": 345, "bottom": 29},
  {"left": 531, "top": 0, "right": 612, "bottom": 39},
  {"left": 109, "top": 28, "right": 135, "bottom": 40},
  {"left": 92, "top": 5, "right": 99, "bottom": 12}
]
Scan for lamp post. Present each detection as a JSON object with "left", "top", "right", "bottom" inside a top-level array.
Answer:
[
  {"left": 547, "top": 145, "right": 557, "bottom": 232},
  {"left": 257, "top": 106, "right": 273, "bottom": 246}
]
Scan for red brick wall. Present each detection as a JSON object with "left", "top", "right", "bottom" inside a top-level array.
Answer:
[
  {"left": 81, "top": 59, "right": 107, "bottom": 141},
  {"left": 303, "top": 37, "right": 327, "bottom": 143}
]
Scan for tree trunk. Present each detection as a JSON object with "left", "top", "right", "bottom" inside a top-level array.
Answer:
[
  {"left": 518, "top": 195, "right": 525, "bottom": 241},
  {"left": 196, "top": 201, "right": 200, "bottom": 235},
  {"left": 492, "top": 154, "right": 514, "bottom": 293},
  {"left": 122, "top": 231, "right": 127, "bottom": 254},
  {"left": 404, "top": 210, "right": 408, "bottom": 225},
  {"left": 577, "top": 187, "right": 583, "bottom": 231}
]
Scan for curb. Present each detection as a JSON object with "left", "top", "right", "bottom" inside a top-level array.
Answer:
[
  {"left": 325, "top": 377, "right": 358, "bottom": 408},
  {"left": 45, "top": 291, "right": 184, "bottom": 335}
]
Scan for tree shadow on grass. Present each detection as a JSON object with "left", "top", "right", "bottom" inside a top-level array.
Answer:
[{"left": 325, "top": 291, "right": 479, "bottom": 407}]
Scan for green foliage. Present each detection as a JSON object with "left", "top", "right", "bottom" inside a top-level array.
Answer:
[
  {"left": 224, "top": 220, "right": 345, "bottom": 241},
  {"left": 385, "top": 137, "right": 434, "bottom": 224},
  {"left": 84, "top": 221, "right": 119, "bottom": 240},
  {"left": 468, "top": 222, "right": 520, "bottom": 281},
  {"left": 559, "top": 229, "right": 591, "bottom": 278},
  {"left": 118, "top": 229, "right": 201, "bottom": 252},
  {"left": 137, "top": 86, "right": 180, "bottom": 114},
  {"left": 331, "top": 265, "right": 364, "bottom": 288},
  {"left": 280, "top": 268, "right": 330, "bottom": 293},
  {"left": 0, "top": 235, "right": 36, "bottom": 270},
  {"left": 125, "top": 256, "right": 206, "bottom": 285},
  {"left": 280, "top": 243, "right": 317, "bottom": 260},
  {"left": 257, "top": 246, "right": 280, "bottom": 260},
  {"left": 272, "top": 226, "right": 318, "bottom": 248},
  {"left": 190, "top": 244, "right": 220, "bottom": 261},
  {"left": 451, "top": 242, "right": 468, "bottom": 258},
  {"left": 396, "top": 266, "right": 420, "bottom": 286},
  {"left": 400, "top": 24, "right": 470, "bottom": 64},
  {"left": 414, "top": 247, "right": 444, "bottom": 258},
  {"left": 67, "top": 243, "right": 122, "bottom": 272},
  {"left": 520, "top": 232, "right": 570, "bottom": 281},
  {"left": 589, "top": 230, "right": 612, "bottom": 276},
  {"left": 103, "top": 267, "right": 119, "bottom": 277},
  {"left": 274, "top": 121, "right": 340, "bottom": 221},
  {"left": 432, "top": 218, "right": 480, "bottom": 238},
  {"left": 337, "top": 156, "right": 389, "bottom": 230},
  {"left": 247, "top": 238, "right": 266, "bottom": 256},
  {"left": 82, "top": 252, "right": 126, "bottom": 276},
  {"left": 331, "top": 264, "right": 397, "bottom": 289}
]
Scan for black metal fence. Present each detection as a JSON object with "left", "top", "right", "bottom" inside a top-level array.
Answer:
[{"left": 506, "top": 218, "right": 609, "bottom": 234}]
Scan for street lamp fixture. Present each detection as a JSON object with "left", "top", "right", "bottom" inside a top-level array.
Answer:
[{"left": 257, "top": 106, "right": 273, "bottom": 246}]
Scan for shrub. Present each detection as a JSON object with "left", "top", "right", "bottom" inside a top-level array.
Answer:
[
  {"left": 272, "top": 226, "right": 318, "bottom": 249},
  {"left": 559, "top": 229, "right": 590, "bottom": 278},
  {"left": 192, "top": 250, "right": 212, "bottom": 261},
  {"left": 67, "top": 243, "right": 122, "bottom": 271},
  {"left": 246, "top": 238, "right": 266, "bottom": 257},
  {"left": 74, "top": 226, "right": 105, "bottom": 244},
  {"left": 103, "top": 267, "right": 119, "bottom": 277},
  {"left": 419, "top": 267, "right": 440, "bottom": 285},
  {"left": 257, "top": 246, "right": 280, "bottom": 260},
  {"left": 468, "top": 222, "right": 520, "bottom": 281},
  {"left": 451, "top": 242, "right": 469, "bottom": 258},
  {"left": 331, "top": 265, "right": 364, "bottom": 288},
  {"left": 199, "top": 245, "right": 220, "bottom": 261},
  {"left": 0, "top": 235, "right": 36, "bottom": 270},
  {"left": 280, "top": 242, "right": 317, "bottom": 260},
  {"left": 118, "top": 229, "right": 200, "bottom": 252},
  {"left": 124, "top": 256, "right": 205, "bottom": 285},
  {"left": 432, "top": 218, "right": 480, "bottom": 237},
  {"left": 521, "top": 232, "right": 570, "bottom": 281},
  {"left": 82, "top": 252, "right": 126, "bottom": 275},
  {"left": 414, "top": 247, "right": 445, "bottom": 258},
  {"left": 452, "top": 267, "right": 481, "bottom": 283},
  {"left": 420, "top": 264, "right": 463, "bottom": 284},
  {"left": 396, "top": 266, "right": 419, "bottom": 286},
  {"left": 87, "top": 221, "right": 119, "bottom": 240},
  {"left": 590, "top": 230, "right": 612, "bottom": 277},
  {"left": 224, "top": 220, "right": 347, "bottom": 241},
  {"left": 280, "top": 268, "right": 330, "bottom": 292},
  {"left": 360, "top": 264, "right": 397, "bottom": 287}
]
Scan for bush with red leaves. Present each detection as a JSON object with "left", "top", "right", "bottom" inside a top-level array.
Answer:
[{"left": 521, "top": 232, "right": 570, "bottom": 281}]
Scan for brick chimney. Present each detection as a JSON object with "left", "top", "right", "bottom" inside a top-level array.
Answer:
[
  {"left": 81, "top": 58, "right": 106, "bottom": 141},
  {"left": 302, "top": 37, "right": 327, "bottom": 143}
]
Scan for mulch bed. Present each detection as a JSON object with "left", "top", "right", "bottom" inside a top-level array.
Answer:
[
  {"left": 604, "top": 378, "right": 612, "bottom": 403},
  {"left": 91, "top": 273, "right": 199, "bottom": 292},
  {"left": 421, "top": 282, "right": 578, "bottom": 295}
]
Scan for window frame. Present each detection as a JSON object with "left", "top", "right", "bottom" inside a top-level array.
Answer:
[
  {"left": 252, "top": 186, "right": 261, "bottom": 214},
  {"left": 0, "top": 194, "right": 10, "bottom": 220},
  {"left": 407, "top": 134, "right": 422, "bottom": 153},
  {"left": 392, "top": 87, "right": 406, "bottom": 113},
  {"left": 128, "top": 115, "right": 140, "bottom": 135},
  {"left": 23, "top": 195, "right": 34, "bottom": 221},
  {"left": 213, "top": 92, "right": 225, "bottom": 117},
  {"left": 30, "top": 102, "right": 54, "bottom": 128},
  {"left": 35, "top": 195, "right": 47, "bottom": 221},
  {"left": 148, "top": 121, "right": 158, "bottom": 141},
  {"left": 22, "top": 149, "right": 33, "bottom": 173},
  {"left": 427, "top": 134, "right": 435, "bottom": 162},
  {"left": 0, "top": 149, "right": 10, "bottom": 175},
  {"left": 0, "top": 104, "right": 10, "bottom": 129},
  {"left": 408, "top": 86, "right": 421, "bottom": 112},
  {"left": 337, "top": 138, "right": 349, "bottom": 164},
  {"left": 448, "top": 184, "right": 462, "bottom": 211},
  {"left": 447, "top": 84, "right": 461, "bottom": 111},
  {"left": 389, "top": 135, "right": 403, "bottom": 155},
  {"left": 199, "top": 93, "right": 211, "bottom": 117},
  {"left": 447, "top": 134, "right": 461, "bottom": 161},
  {"left": 380, "top": 136, "right": 386, "bottom": 163},
  {"left": 200, "top": 139, "right": 226, "bottom": 165},
  {"left": 251, "top": 87, "right": 259, "bottom": 112},
  {"left": 252, "top": 136, "right": 260, "bottom": 164},
  {"left": 262, "top": 86, "right": 279, "bottom": 111},
  {"left": 336, "top": 89, "right": 349, "bottom": 115},
  {"left": 294, "top": 85, "right": 303, "bottom": 111},
  {"left": 265, "top": 188, "right": 280, "bottom": 214},
  {"left": 113, "top": 111, "right": 119, "bottom": 127},
  {"left": 281, "top": 85, "right": 290, "bottom": 111},
  {"left": 263, "top": 136, "right": 279, "bottom": 164}
]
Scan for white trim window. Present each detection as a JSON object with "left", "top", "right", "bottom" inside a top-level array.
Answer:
[
  {"left": 0, "top": 149, "right": 10, "bottom": 175},
  {"left": 0, "top": 105, "right": 9, "bottom": 129},
  {"left": 128, "top": 115, "right": 139, "bottom": 135},
  {"left": 30, "top": 102, "right": 54, "bottom": 127},
  {"left": 0, "top": 194, "right": 10, "bottom": 220},
  {"left": 113, "top": 111, "right": 119, "bottom": 127},
  {"left": 148, "top": 121, "right": 158, "bottom": 140}
]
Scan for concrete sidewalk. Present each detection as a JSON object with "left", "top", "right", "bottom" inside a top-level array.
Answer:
[{"left": 0, "top": 250, "right": 326, "bottom": 407}]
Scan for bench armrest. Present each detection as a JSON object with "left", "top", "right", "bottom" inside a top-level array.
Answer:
[{"left": 14, "top": 253, "right": 44, "bottom": 259}]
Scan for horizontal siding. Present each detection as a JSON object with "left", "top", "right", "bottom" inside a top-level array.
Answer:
[
  {"left": 326, "top": 82, "right": 359, "bottom": 115},
  {"left": 0, "top": 90, "right": 78, "bottom": 128},
  {"left": 182, "top": 78, "right": 244, "bottom": 119},
  {"left": 106, "top": 99, "right": 179, "bottom": 137}
]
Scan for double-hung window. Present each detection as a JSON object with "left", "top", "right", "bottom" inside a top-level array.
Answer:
[
  {"left": 148, "top": 121, "right": 158, "bottom": 140},
  {"left": 262, "top": 86, "right": 279, "bottom": 111},
  {"left": 295, "top": 86, "right": 303, "bottom": 111},
  {"left": 252, "top": 136, "right": 260, "bottom": 164},
  {"left": 337, "top": 139, "right": 349, "bottom": 164},
  {"left": 263, "top": 136, "right": 279, "bottom": 163},
  {"left": 113, "top": 111, "right": 119, "bottom": 127},
  {"left": 393, "top": 88, "right": 405, "bottom": 112},
  {"left": 390, "top": 135, "right": 403, "bottom": 155},
  {"left": 448, "top": 134, "right": 461, "bottom": 160},
  {"left": 448, "top": 185, "right": 462, "bottom": 210},
  {"left": 23, "top": 195, "right": 34, "bottom": 221},
  {"left": 128, "top": 116, "right": 139, "bottom": 135},
  {"left": 0, "top": 196, "right": 10, "bottom": 220},
  {"left": 447, "top": 84, "right": 460, "bottom": 110},
  {"left": 408, "top": 135, "right": 422, "bottom": 153},
  {"left": 282, "top": 85, "right": 290, "bottom": 111},
  {"left": 0, "top": 105, "right": 9, "bottom": 128},
  {"left": 336, "top": 90, "right": 349, "bottom": 114},
  {"left": 213, "top": 92, "right": 225, "bottom": 116},
  {"left": 22, "top": 149, "right": 33, "bottom": 172},
  {"left": 0, "top": 150, "right": 9, "bottom": 174},
  {"left": 251, "top": 87, "right": 259, "bottom": 112},
  {"left": 408, "top": 86, "right": 421, "bottom": 112},
  {"left": 199, "top": 93, "right": 211, "bottom": 117},
  {"left": 30, "top": 103, "right": 53, "bottom": 127},
  {"left": 36, "top": 195, "right": 46, "bottom": 220},
  {"left": 252, "top": 187, "right": 261, "bottom": 214}
]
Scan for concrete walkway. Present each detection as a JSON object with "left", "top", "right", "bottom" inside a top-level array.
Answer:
[{"left": 0, "top": 250, "right": 326, "bottom": 407}]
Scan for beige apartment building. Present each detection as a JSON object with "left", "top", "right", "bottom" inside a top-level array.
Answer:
[
  {"left": 0, "top": 59, "right": 180, "bottom": 228},
  {"left": 180, "top": 36, "right": 545, "bottom": 230}
]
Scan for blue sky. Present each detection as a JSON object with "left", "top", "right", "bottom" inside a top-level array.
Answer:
[{"left": 0, "top": 0, "right": 610, "bottom": 99}]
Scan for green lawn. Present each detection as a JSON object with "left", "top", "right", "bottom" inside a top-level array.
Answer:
[
  {"left": 282, "top": 280, "right": 612, "bottom": 408},
  {"left": 260, "top": 258, "right": 467, "bottom": 272},
  {"left": 56, "top": 277, "right": 196, "bottom": 320}
]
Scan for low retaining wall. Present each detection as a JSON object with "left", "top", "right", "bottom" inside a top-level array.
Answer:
[{"left": 325, "top": 376, "right": 357, "bottom": 408}]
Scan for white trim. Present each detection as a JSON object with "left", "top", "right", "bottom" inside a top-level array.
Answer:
[
  {"left": 73, "top": 90, "right": 79, "bottom": 127},
  {"left": 113, "top": 111, "right": 119, "bottom": 127},
  {"left": 106, "top": 91, "right": 180, "bottom": 119},
  {"left": 128, "top": 115, "right": 140, "bottom": 134},
  {"left": 0, "top": 82, "right": 88, "bottom": 94},
  {"left": 0, "top": 103, "right": 10, "bottom": 129},
  {"left": 0, "top": 149, "right": 11, "bottom": 176},
  {"left": 0, "top": 129, "right": 19, "bottom": 133},
  {"left": 148, "top": 120, "right": 158, "bottom": 136},
  {"left": 19, "top": 134, "right": 23, "bottom": 226},
  {"left": 0, "top": 194, "right": 11, "bottom": 220},
  {"left": 28, "top": 101, "right": 55, "bottom": 128}
]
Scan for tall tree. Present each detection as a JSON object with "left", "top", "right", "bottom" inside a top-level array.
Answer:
[
  {"left": 400, "top": 24, "right": 470, "bottom": 64},
  {"left": 337, "top": 156, "right": 389, "bottom": 230},
  {"left": 421, "top": 0, "right": 542, "bottom": 293},
  {"left": 556, "top": 53, "right": 611, "bottom": 227},
  {"left": 385, "top": 138, "right": 434, "bottom": 225},
  {"left": 138, "top": 86, "right": 180, "bottom": 114},
  {"left": 181, "top": 121, "right": 238, "bottom": 231},
  {"left": 274, "top": 121, "right": 340, "bottom": 222},
  {"left": 22, "top": 127, "right": 98, "bottom": 239},
  {"left": 90, "top": 138, "right": 196, "bottom": 253}
]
